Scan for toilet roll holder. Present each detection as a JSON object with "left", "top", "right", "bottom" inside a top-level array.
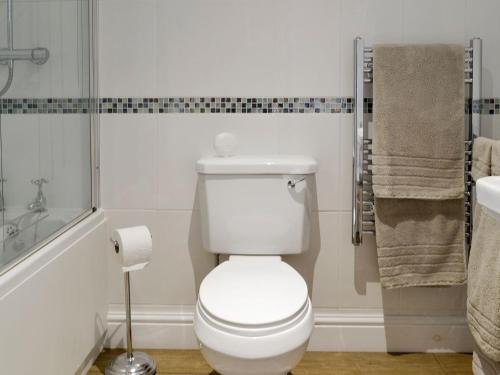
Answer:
[{"left": 106, "top": 239, "right": 157, "bottom": 375}]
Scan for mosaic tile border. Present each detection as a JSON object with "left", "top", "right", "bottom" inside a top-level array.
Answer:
[
  {"left": 480, "top": 98, "right": 500, "bottom": 115},
  {"left": 0, "top": 97, "right": 499, "bottom": 115},
  {"left": 98, "top": 97, "right": 355, "bottom": 114},
  {"left": 0, "top": 98, "right": 92, "bottom": 114}
]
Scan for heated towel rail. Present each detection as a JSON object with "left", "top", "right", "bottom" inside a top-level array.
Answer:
[{"left": 352, "top": 37, "right": 482, "bottom": 253}]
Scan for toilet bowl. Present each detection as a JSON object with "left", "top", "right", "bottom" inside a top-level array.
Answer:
[
  {"left": 194, "top": 256, "right": 314, "bottom": 375},
  {"left": 194, "top": 152, "right": 317, "bottom": 374}
]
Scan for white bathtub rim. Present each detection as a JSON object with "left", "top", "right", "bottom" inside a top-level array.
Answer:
[{"left": 0, "top": 208, "right": 105, "bottom": 300}]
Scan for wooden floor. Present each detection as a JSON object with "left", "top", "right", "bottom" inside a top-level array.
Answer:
[{"left": 88, "top": 349, "right": 472, "bottom": 375}]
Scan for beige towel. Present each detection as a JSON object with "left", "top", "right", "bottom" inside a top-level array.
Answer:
[
  {"left": 372, "top": 44, "right": 464, "bottom": 200},
  {"left": 375, "top": 198, "right": 466, "bottom": 288},
  {"left": 372, "top": 44, "right": 466, "bottom": 288},
  {"left": 473, "top": 137, "right": 495, "bottom": 181},
  {"left": 468, "top": 204, "right": 500, "bottom": 361},
  {"left": 492, "top": 141, "right": 500, "bottom": 176},
  {"left": 473, "top": 346, "right": 500, "bottom": 375}
]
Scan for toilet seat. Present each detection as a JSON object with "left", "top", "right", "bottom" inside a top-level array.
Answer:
[
  {"left": 197, "top": 288, "right": 311, "bottom": 338},
  {"left": 194, "top": 256, "right": 314, "bottom": 360},
  {"left": 199, "top": 255, "right": 308, "bottom": 327}
]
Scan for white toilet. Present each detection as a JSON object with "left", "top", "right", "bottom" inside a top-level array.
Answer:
[{"left": 194, "top": 154, "right": 317, "bottom": 375}]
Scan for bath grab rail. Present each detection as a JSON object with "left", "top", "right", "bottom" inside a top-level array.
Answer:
[
  {"left": 352, "top": 37, "right": 482, "bottom": 252},
  {"left": 0, "top": 0, "right": 49, "bottom": 96}
]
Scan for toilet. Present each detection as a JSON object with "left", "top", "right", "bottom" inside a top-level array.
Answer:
[{"left": 194, "top": 154, "right": 317, "bottom": 375}]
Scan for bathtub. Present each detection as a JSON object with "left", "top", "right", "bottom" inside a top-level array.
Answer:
[
  {"left": 0, "top": 208, "right": 90, "bottom": 274},
  {"left": 0, "top": 209, "right": 108, "bottom": 375}
]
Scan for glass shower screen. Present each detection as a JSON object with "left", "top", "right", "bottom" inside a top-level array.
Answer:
[{"left": 0, "top": 0, "right": 94, "bottom": 274}]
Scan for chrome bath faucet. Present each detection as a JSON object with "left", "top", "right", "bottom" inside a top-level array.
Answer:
[{"left": 27, "top": 178, "right": 48, "bottom": 212}]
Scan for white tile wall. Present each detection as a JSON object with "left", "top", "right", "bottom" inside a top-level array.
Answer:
[
  {"left": 99, "top": 0, "right": 500, "bottom": 98},
  {"left": 99, "top": 0, "right": 343, "bottom": 97},
  {"left": 100, "top": 114, "right": 158, "bottom": 209},
  {"left": 466, "top": 0, "right": 500, "bottom": 97},
  {"left": 402, "top": 0, "right": 466, "bottom": 44},
  {"left": 339, "top": 0, "right": 404, "bottom": 96},
  {"left": 97, "top": 0, "right": 500, "bottom": 347},
  {"left": 99, "top": 0, "right": 157, "bottom": 97},
  {"left": 480, "top": 115, "right": 500, "bottom": 140},
  {"left": 154, "top": 0, "right": 341, "bottom": 97}
]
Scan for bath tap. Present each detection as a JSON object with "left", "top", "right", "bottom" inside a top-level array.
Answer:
[{"left": 27, "top": 178, "right": 48, "bottom": 212}]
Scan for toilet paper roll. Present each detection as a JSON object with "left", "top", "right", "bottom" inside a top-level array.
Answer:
[{"left": 111, "top": 225, "right": 152, "bottom": 272}]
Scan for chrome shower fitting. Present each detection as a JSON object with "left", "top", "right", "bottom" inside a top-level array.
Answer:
[
  {"left": 0, "top": 0, "right": 50, "bottom": 96},
  {"left": 0, "top": 48, "right": 50, "bottom": 65}
]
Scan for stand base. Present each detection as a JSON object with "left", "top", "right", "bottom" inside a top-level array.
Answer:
[{"left": 105, "top": 351, "right": 157, "bottom": 375}]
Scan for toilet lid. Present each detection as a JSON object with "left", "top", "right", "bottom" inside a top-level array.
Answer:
[{"left": 199, "top": 256, "right": 308, "bottom": 326}]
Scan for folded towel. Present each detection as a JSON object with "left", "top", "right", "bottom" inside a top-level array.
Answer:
[
  {"left": 492, "top": 141, "right": 500, "bottom": 176},
  {"left": 372, "top": 44, "right": 464, "bottom": 200},
  {"left": 372, "top": 44, "right": 466, "bottom": 288},
  {"left": 468, "top": 204, "right": 500, "bottom": 361},
  {"left": 473, "top": 137, "right": 495, "bottom": 181},
  {"left": 473, "top": 345, "right": 500, "bottom": 375},
  {"left": 375, "top": 198, "right": 466, "bottom": 288}
]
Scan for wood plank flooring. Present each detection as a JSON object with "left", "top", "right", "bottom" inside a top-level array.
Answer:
[{"left": 88, "top": 349, "right": 472, "bottom": 375}]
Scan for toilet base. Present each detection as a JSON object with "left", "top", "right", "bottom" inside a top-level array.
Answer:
[{"left": 200, "top": 341, "right": 308, "bottom": 375}]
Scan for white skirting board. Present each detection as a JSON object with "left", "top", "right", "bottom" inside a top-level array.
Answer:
[{"left": 106, "top": 305, "right": 473, "bottom": 352}]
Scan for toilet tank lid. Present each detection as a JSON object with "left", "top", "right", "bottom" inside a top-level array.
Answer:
[{"left": 196, "top": 155, "right": 317, "bottom": 174}]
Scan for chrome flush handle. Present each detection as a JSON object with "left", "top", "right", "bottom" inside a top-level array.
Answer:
[{"left": 287, "top": 176, "right": 306, "bottom": 189}]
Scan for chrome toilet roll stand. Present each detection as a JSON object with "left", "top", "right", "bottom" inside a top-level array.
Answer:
[{"left": 106, "top": 240, "right": 157, "bottom": 375}]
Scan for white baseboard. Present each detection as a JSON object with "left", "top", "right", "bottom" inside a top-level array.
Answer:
[
  {"left": 310, "top": 308, "right": 472, "bottom": 352},
  {"left": 106, "top": 305, "right": 472, "bottom": 352},
  {"left": 107, "top": 305, "right": 199, "bottom": 349}
]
